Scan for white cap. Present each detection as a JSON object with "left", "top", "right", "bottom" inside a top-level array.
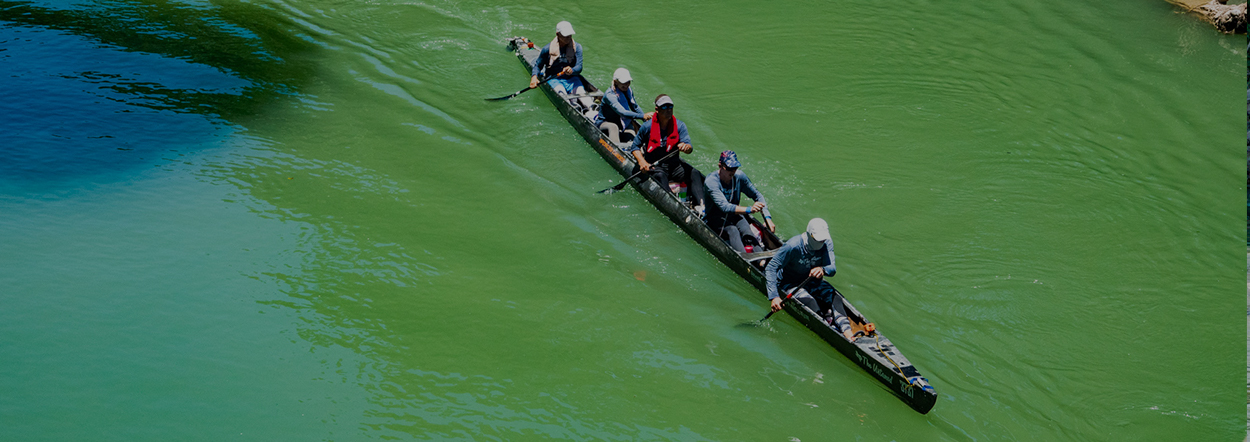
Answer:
[
  {"left": 654, "top": 95, "right": 674, "bottom": 107},
  {"left": 613, "top": 67, "right": 632, "bottom": 82},
  {"left": 806, "top": 218, "right": 830, "bottom": 244},
  {"left": 556, "top": 21, "right": 575, "bottom": 37}
]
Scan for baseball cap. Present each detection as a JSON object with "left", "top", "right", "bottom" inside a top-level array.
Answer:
[
  {"left": 556, "top": 21, "right": 575, "bottom": 36},
  {"left": 806, "top": 218, "right": 830, "bottom": 243},
  {"left": 655, "top": 95, "right": 674, "bottom": 109},
  {"left": 613, "top": 67, "right": 632, "bottom": 83},
  {"left": 719, "top": 150, "right": 741, "bottom": 168}
]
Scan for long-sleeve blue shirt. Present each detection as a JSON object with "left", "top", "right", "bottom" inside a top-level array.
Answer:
[
  {"left": 626, "top": 119, "right": 691, "bottom": 163},
  {"left": 594, "top": 87, "right": 645, "bottom": 129},
  {"left": 532, "top": 42, "right": 583, "bottom": 78},
  {"left": 703, "top": 170, "right": 773, "bottom": 222},
  {"left": 764, "top": 233, "right": 836, "bottom": 300}
]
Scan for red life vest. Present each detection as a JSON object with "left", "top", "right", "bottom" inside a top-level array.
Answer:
[{"left": 645, "top": 114, "right": 681, "bottom": 154}]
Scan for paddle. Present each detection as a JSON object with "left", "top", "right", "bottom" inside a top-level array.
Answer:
[
  {"left": 754, "top": 275, "right": 814, "bottom": 324},
  {"left": 596, "top": 149, "right": 681, "bottom": 194},
  {"left": 485, "top": 75, "right": 552, "bottom": 101}
]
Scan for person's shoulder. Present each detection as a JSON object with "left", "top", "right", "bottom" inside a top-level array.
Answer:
[{"left": 784, "top": 234, "right": 804, "bottom": 248}]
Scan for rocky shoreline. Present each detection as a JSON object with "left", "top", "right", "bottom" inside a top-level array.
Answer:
[{"left": 1168, "top": 0, "right": 1247, "bottom": 33}]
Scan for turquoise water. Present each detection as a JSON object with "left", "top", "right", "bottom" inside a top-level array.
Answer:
[{"left": 0, "top": 0, "right": 1244, "bottom": 440}]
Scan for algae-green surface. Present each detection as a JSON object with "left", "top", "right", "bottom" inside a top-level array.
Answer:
[{"left": 0, "top": 0, "right": 1243, "bottom": 440}]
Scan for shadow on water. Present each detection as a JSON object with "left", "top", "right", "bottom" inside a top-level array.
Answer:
[{"left": 0, "top": 0, "right": 318, "bottom": 185}]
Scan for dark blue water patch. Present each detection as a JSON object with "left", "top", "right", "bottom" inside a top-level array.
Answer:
[
  {"left": 0, "top": 0, "right": 318, "bottom": 95},
  {"left": 0, "top": 21, "right": 239, "bottom": 187},
  {"left": 0, "top": 0, "right": 318, "bottom": 190}
]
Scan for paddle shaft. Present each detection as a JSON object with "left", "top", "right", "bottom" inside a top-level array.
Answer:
[
  {"left": 760, "top": 275, "right": 814, "bottom": 322},
  {"left": 485, "top": 74, "right": 554, "bottom": 101},
  {"left": 598, "top": 149, "right": 681, "bottom": 193}
]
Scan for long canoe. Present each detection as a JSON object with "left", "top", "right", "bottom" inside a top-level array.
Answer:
[{"left": 503, "top": 37, "right": 937, "bottom": 414}]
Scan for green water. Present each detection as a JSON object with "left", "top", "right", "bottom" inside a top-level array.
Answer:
[{"left": 0, "top": 0, "right": 1244, "bottom": 440}]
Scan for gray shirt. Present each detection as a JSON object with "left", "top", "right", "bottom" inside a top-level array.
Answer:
[
  {"left": 764, "top": 233, "right": 836, "bottom": 300},
  {"left": 594, "top": 87, "right": 644, "bottom": 129},
  {"left": 532, "top": 42, "right": 583, "bottom": 77},
  {"left": 703, "top": 169, "right": 772, "bottom": 221}
]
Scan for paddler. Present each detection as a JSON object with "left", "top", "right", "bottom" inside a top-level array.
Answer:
[
  {"left": 530, "top": 21, "right": 585, "bottom": 97},
  {"left": 703, "top": 150, "right": 775, "bottom": 253},
  {"left": 593, "top": 67, "right": 646, "bottom": 144},
  {"left": 765, "top": 218, "right": 858, "bottom": 339},
  {"left": 625, "top": 94, "right": 706, "bottom": 207}
]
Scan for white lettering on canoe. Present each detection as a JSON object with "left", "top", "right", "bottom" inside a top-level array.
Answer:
[
  {"left": 855, "top": 352, "right": 892, "bottom": 381},
  {"left": 856, "top": 352, "right": 915, "bottom": 398},
  {"left": 899, "top": 380, "right": 914, "bottom": 398}
]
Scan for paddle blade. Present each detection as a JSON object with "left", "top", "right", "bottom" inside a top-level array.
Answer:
[
  {"left": 484, "top": 93, "right": 517, "bottom": 101},
  {"left": 737, "top": 317, "right": 777, "bottom": 329},
  {"left": 596, "top": 180, "right": 632, "bottom": 194}
]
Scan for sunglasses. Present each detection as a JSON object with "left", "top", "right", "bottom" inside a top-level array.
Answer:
[{"left": 657, "top": 104, "right": 674, "bottom": 110}]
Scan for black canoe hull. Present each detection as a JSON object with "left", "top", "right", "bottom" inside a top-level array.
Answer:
[{"left": 505, "top": 37, "right": 937, "bottom": 414}]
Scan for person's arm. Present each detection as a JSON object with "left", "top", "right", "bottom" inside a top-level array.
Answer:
[
  {"left": 677, "top": 121, "right": 692, "bottom": 145},
  {"left": 705, "top": 176, "right": 736, "bottom": 214},
  {"left": 675, "top": 121, "right": 693, "bottom": 153},
  {"left": 607, "top": 92, "right": 645, "bottom": 120},
  {"left": 569, "top": 43, "right": 584, "bottom": 75},
  {"left": 764, "top": 245, "right": 788, "bottom": 300},
  {"left": 531, "top": 45, "right": 549, "bottom": 78},
  {"left": 739, "top": 173, "right": 773, "bottom": 227},
  {"left": 627, "top": 122, "right": 652, "bottom": 171},
  {"left": 626, "top": 121, "right": 648, "bottom": 153},
  {"left": 822, "top": 240, "right": 837, "bottom": 277},
  {"left": 628, "top": 93, "right": 644, "bottom": 115}
]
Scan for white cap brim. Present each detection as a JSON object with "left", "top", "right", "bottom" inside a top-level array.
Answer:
[
  {"left": 655, "top": 95, "right": 674, "bottom": 107},
  {"left": 613, "top": 68, "right": 632, "bottom": 82},
  {"left": 556, "top": 21, "right": 575, "bottom": 36}
]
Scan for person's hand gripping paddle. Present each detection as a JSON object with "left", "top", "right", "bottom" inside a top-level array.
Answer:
[{"left": 747, "top": 275, "right": 813, "bottom": 326}]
